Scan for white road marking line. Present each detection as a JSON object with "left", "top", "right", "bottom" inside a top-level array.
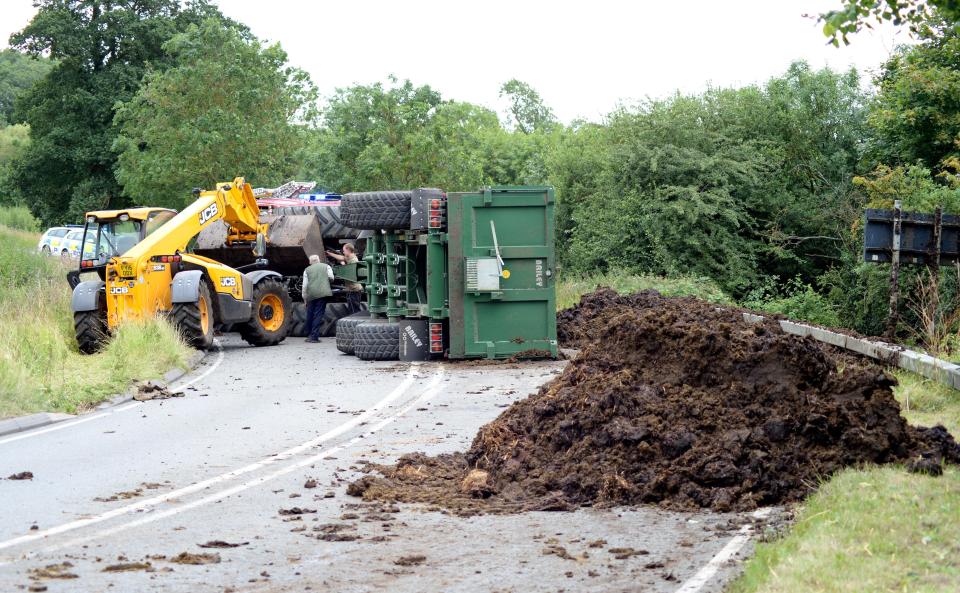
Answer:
[
  {"left": 33, "top": 369, "right": 446, "bottom": 556},
  {"left": 0, "top": 402, "right": 141, "bottom": 447},
  {"left": 0, "top": 340, "right": 224, "bottom": 448},
  {"left": 170, "top": 339, "right": 224, "bottom": 391},
  {"left": 0, "top": 364, "right": 422, "bottom": 555},
  {"left": 674, "top": 508, "right": 772, "bottom": 593}
]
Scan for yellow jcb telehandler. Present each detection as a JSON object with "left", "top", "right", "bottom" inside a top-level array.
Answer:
[{"left": 69, "top": 177, "right": 303, "bottom": 353}]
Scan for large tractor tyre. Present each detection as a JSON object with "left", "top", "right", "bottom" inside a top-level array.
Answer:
[
  {"left": 173, "top": 281, "right": 215, "bottom": 350},
  {"left": 74, "top": 310, "right": 108, "bottom": 354},
  {"left": 354, "top": 320, "right": 401, "bottom": 361},
  {"left": 238, "top": 278, "right": 292, "bottom": 347},
  {"left": 341, "top": 191, "right": 412, "bottom": 230},
  {"left": 318, "top": 302, "right": 352, "bottom": 337},
  {"left": 335, "top": 311, "right": 371, "bottom": 355},
  {"left": 288, "top": 301, "right": 307, "bottom": 337}
]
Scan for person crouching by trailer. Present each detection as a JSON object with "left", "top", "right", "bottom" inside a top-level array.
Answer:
[
  {"left": 326, "top": 243, "right": 363, "bottom": 314},
  {"left": 303, "top": 254, "right": 334, "bottom": 343}
]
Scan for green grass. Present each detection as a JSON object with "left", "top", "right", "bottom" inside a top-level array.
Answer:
[
  {"left": 0, "top": 205, "right": 40, "bottom": 232},
  {"left": 556, "top": 272, "right": 731, "bottom": 311},
  {"left": 731, "top": 371, "right": 960, "bottom": 593},
  {"left": 0, "top": 224, "right": 191, "bottom": 418},
  {"left": 731, "top": 466, "right": 960, "bottom": 593}
]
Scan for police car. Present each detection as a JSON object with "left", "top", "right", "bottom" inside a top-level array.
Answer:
[{"left": 37, "top": 225, "right": 83, "bottom": 259}]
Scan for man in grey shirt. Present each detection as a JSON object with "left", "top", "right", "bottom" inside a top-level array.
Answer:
[{"left": 303, "top": 254, "right": 334, "bottom": 343}]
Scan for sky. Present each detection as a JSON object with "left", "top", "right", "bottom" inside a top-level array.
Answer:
[{"left": 0, "top": 0, "right": 910, "bottom": 123}]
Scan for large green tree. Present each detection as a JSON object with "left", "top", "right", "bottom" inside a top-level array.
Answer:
[
  {"left": 821, "top": 0, "right": 960, "bottom": 45},
  {"left": 556, "top": 62, "right": 867, "bottom": 294},
  {"left": 8, "top": 0, "right": 231, "bottom": 223},
  {"left": 499, "top": 79, "right": 557, "bottom": 134},
  {"left": 0, "top": 50, "right": 52, "bottom": 124},
  {"left": 114, "top": 20, "right": 316, "bottom": 208},
  {"left": 868, "top": 20, "right": 960, "bottom": 169}
]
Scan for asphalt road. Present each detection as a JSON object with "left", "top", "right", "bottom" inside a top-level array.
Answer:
[{"left": 0, "top": 335, "right": 779, "bottom": 593}]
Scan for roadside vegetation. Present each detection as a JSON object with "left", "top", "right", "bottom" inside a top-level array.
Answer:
[
  {"left": 0, "top": 0, "right": 959, "bottom": 589},
  {"left": 732, "top": 372, "right": 960, "bottom": 593},
  {"left": 556, "top": 273, "right": 730, "bottom": 310},
  {"left": 0, "top": 216, "right": 190, "bottom": 418},
  {"left": 732, "top": 464, "right": 960, "bottom": 593}
]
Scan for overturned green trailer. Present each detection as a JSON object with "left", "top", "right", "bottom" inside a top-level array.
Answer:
[{"left": 336, "top": 186, "right": 558, "bottom": 361}]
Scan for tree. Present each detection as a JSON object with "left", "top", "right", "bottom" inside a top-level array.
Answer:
[
  {"left": 0, "top": 50, "right": 52, "bottom": 124},
  {"left": 308, "top": 77, "right": 443, "bottom": 191},
  {"left": 820, "top": 0, "right": 960, "bottom": 45},
  {"left": 499, "top": 79, "right": 557, "bottom": 134},
  {"left": 868, "top": 21, "right": 960, "bottom": 169},
  {"left": 114, "top": 20, "right": 316, "bottom": 208},
  {"left": 565, "top": 99, "right": 767, "bottom": 295},
  {"left": 8, "top": 0, "right": 233, "bottom": 223}
]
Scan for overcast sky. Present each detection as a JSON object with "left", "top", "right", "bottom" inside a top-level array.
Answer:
[{"left": 1, "top": 0, "right": 909, "bottom": 123}]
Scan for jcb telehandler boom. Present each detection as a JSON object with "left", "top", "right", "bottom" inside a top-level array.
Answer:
[{"left": 71, "top": 177, "right": 292, "bottom": 352}]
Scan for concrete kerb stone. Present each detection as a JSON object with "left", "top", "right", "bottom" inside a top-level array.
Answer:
[
  {"left": 0, "top": 350, "right": 207, "bottom": 437},
  {"left": 778, "top": 320, "right": 811, "bottom": 338},
  {"left": 759, "top": 312, "right": 960, "bottom": 391},
  {"left": 808, "top": 326, "right": 847, "bottom": 348},
  {"left": 0, "top": 413, "right": 76, "bottom": 438},
  {"left": 845, "top": 337, "right": 880, "bottom": 359}
]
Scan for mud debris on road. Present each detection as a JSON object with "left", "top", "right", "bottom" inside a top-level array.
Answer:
[
  {"left": 393, "top": 554, "right": 427, "bottom": 566},
  {"left": 132, "top": 380, "right": 184, "bottom": 401},
  {"left": 197, "top": 540, "right": 248, "bottom": 548},
  {"left": 28, "top": 562, "right": 78, "bottom": 580},
  {"left": 5, "top": 471, "right": 33, "bottom": 480},
  {"left": 101, "top": 561, "right": 152, "bottom": 572},
  {"left": 168, "top": 552, "right": 221, "bottom": 565},
  {"left": 349, "top": 288, "right": 960, "bottom": 514}
]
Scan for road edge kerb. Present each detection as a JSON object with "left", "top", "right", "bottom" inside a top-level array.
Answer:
[
  {"left": 0, "top": 350, "right": 208, "bottom": 439},
  {"left": 741, "top": 312, "right": 960, "bottom": 391}
]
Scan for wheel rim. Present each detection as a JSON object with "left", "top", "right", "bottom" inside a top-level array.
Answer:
[
  {"left": 199, "top": 293, "right": 210, "bottom": 335},
  {"left": 259, "top": 294, "right": 284, "bottom": 332}
]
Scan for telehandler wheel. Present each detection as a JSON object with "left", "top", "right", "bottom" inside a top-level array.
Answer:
[
  {"left": 238, "top": 278, "right": 291, "bottom": 347},
  {"left": 74, "top": 309, "right": 108, "bottom": 354},
  {"left": 335, "top": 311, "right": 371, "bottom": 355},
  {"left": 354, "top": 319, "right": 400, "bottom": 361},
  {"left": 173, "top": 280, "right": 215, "bottom": 350},
  {"left": 341, "top": 191, "right": 412, "bottom": 230}
]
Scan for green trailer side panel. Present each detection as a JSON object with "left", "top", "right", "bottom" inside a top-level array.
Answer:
[{"left": 448, "top": 186, "right": 557, "bottom": 359}]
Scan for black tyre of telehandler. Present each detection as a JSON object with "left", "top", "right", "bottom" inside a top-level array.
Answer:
[
  {"left": 340, "top": 191, "right": 412, "bottom": 230},
  {"left": 354, "top": 319, "right": 401, "bottom": 361},
  {"left": 74, "top": 309, "right": 108, "bottom": 354},
  {"left": 238, "top": 278, "right": 291, "bottom": 347},
  {"left": 173, "top": 280, "right": 215, "bottom": 350},
  {"left": 335, "top": 311, "right": 371, "bottom": 355}
]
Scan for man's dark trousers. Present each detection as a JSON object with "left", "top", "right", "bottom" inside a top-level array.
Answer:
[
  {"left": 346, "top": 291, "right": 362, "bottom": 314},
  {"left": 306, "top": 298, "right": 327, "bottom": 340}
]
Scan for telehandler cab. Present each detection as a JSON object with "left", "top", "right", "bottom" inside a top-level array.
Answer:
[{"left": 70, "top": 178, "right": 292, "bottom": 353}]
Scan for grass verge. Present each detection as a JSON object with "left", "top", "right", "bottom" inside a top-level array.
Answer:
[
  {"left": 0, "top": 224, "right": 191, "bottom": 418},
  {"left": 556, "top": 273, "right": 731, "bottom": 310},
  {"left": 730, "top": 370, "right": 960, "bottom": 593}
]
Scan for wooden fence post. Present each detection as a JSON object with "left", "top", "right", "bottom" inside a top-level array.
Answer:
[{"left": 885, "top": 200, "right": 902, "bottom": 338}]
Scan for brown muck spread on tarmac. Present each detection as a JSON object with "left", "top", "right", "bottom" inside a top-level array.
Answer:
[{"left": 350, "top": 288, "right": 960, "bottom": 513}]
